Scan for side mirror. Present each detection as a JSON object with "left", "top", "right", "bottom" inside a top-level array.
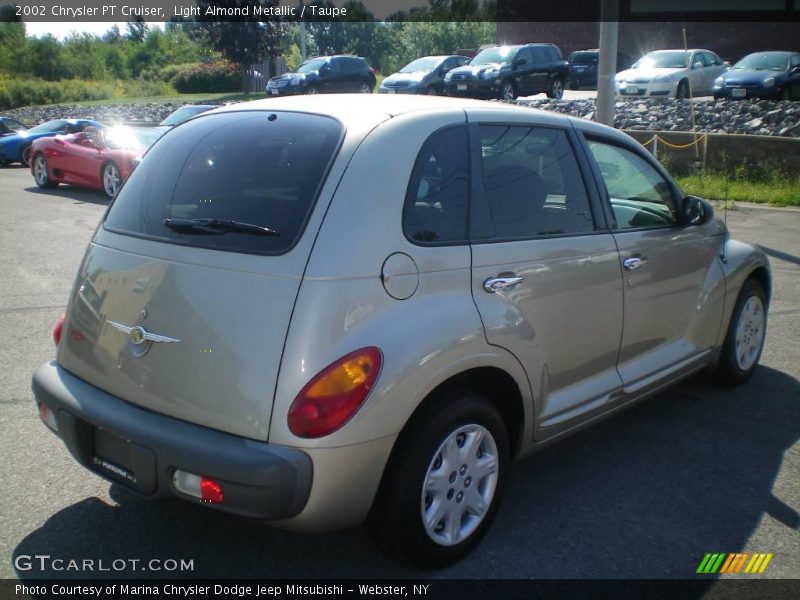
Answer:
[
  {"left": 681, "top": 195, "right": 713, "bottom": 226},
  {"left": 319, "top": 65, "right": 330, "bottom": 76},
  {"left": 692, "top": 61, "right": 704, "bottom": 70},
  {"left": 790, "top": 65, "right": 800, "bottom": 74},
  {"left": 513, "top": 58, "right": 527, "bottom": 68}
]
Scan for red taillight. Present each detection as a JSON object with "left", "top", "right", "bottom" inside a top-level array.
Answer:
[
  {"left": 200, "top": 477, "right": 224, "bottom": 504},
  {"left": 288, "top": 347, "right": 382, "bottom": 438},
  {"left": 53, "top": 315, "right": 65, "bottom": 346}
]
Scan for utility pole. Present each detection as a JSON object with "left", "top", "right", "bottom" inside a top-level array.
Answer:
[
  {"left": 299, "top": 0, "right": 307, "bottom": 61},
  {"left": 596, "top": 0, "right": 619, "bottom": 126}
]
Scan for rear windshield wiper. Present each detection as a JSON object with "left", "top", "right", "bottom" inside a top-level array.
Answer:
[{"left": 164, "top": 218, "right": 281, "bottom": 236}]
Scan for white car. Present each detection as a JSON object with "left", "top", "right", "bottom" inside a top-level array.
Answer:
[{"left": 616, "top": 49, "right": 728, "bottom": 98}]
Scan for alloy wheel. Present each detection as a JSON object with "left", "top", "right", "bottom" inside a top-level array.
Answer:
[
  {"left": 734, "top": 295, "right": 765, "bottom": 371},
  {"left": 103, "top": 164, "right": 121, "bottom": 198}
]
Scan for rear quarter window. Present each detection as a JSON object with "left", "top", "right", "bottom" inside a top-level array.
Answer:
[{"left": 104, "top": 111, "right": 342, "bottom": 255}]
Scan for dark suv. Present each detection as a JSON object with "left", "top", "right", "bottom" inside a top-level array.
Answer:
[
  {"left": 444, "top": 43, "right": 568, "bottom": 100},
  {"left": 568, "top": 49, "right": 633, "bottom": 90},
  {"left": 267, "top": 55, "right": 376, "bottom": 96}
]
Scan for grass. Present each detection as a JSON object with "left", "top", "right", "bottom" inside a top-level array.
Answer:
[{"left": 675, "top": 171, "right": 800, "bottom": 207}]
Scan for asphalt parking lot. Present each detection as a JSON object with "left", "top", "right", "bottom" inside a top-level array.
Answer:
[{"left": 0, "top": 164, "right": 797, "bottom": 581}]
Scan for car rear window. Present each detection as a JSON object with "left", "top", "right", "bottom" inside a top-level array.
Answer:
[{"left": 104, "top": 111, "right": 343, "bottom": 255}]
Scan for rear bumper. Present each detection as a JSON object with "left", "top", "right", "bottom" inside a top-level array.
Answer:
[
  {"left": 31, "top": 362, "right": 312, "bottom": 521},
  {"left": 445, "top": 79, "right": 499, "bottom": 98}
]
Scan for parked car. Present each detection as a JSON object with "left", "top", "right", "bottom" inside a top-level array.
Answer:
[
  {"left": 31, "top": 125, "right": 162, "bottom": 198},
  {"left": 159, "top": 104, "right": 216, "bottom": 127},
  {"left": 379, "top": 55, "right": 470, "bottom": 95},
  {"left": 567, "top": 49, "right": 633, "bottom": 89},
  {"left": 714, "top": 51, "right": 800, "bottom": 100},
  {"left": 444, "top": 43, "right": 569, "bottom": 100},
  {"left": 0, "top": 118, "right": 102, "bottom": 166},
  {"left": 615, "top": 49, "right": 727, "bottom": 98},
  {"left": 32, "top": 95, "right": 770, "bottom": 568},
  {"left": 0, "top": 115, "right": 28, "bottom": 137},
  {"left": 266, "top": 55, "right": 376, "bottom": 95}
]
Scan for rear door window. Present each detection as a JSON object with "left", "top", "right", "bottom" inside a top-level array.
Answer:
[
  {"left": 473, "top": 125, "right": 595, "bottom": 240},
  {"left": 104, "top": 111, "right": 343, "bottom": 255}
]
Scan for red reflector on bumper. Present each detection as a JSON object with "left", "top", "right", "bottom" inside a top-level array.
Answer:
[{"left": 200, "top": 477, "right": 224, "bottom": 504}]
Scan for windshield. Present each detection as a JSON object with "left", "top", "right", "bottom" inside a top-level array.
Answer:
[
  {"left": 160, "top": 106, "right": 212, "bottom": 126},
  {"left": 732, "top": 53, "right": 789, "bottom": 72},
  {"left": 2, "top": 119, "right": 27, "bottom": 132},
  {"left": 297, "top": 59, "right": 328, "bottom": 73},
  {"left": 26, "top": 120, "right": 68, "bottom": 134},
  {"left": 472, "top": 46, "right": 519, "bottom": 66},
  {"left": 400, "top": 57, "right": 440, "bottom": 73},
  {"left": 104, "top": 127, "right": 162, "bottom": 150},
  {"left": 634, "top": 51, "right": 689, "bottom": 69}
]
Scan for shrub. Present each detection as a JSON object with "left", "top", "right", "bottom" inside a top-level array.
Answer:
[{"left": 171, "top": 61, "right": 240, "bottom": 93}]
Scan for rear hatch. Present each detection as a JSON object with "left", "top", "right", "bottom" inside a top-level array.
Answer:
[{"left": 57, "top": 110, "right": 343, "bottom": 440}]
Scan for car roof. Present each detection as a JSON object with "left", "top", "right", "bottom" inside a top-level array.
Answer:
[{"left": 206, "top": 94, "right": 581, "bottom": 131}]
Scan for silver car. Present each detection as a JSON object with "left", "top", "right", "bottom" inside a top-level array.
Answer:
[{"left": 32, "top": 95, "right": 769, "bottom": 567}]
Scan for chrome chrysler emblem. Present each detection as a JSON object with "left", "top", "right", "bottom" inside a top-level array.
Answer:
[{"left": 107, "top": 320, "right": 180, "bottom": 357}]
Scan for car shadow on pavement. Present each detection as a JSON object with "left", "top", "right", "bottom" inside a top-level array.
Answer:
[
  {"left": 24, "top": 185, "right": 110, "bottom": 206},
  {"left": 12, "top": 367, "right": 799, "bottom": 579}
]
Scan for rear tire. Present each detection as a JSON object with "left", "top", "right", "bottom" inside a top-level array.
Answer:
[
  {"left": 307, "top": 85, "right": 319, "bottom": 95},
  {"left": 358, "top": 81, "right": 372, "bottom": 94},
  {"left": 33, "top": 153, "right": 57, "bottom": 189},
  {"left": 717, "top": 278, "right": 767, "bottom": 385},
  {"left": 547, "top": 77, "right": 565, "bottom": 99},
  {"left": 21, "top": 145, "right": 33, "bottom": 166},
  {"left": 101, "top": 162, "right": 121, "bottom": 198},
  {"left": 368, "top": 390, "right": 509, "bottom": 568}
]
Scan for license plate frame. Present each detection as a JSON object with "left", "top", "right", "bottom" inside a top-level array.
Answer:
[
  {"left": 731, "top": 88, "right": 746, "bottom": 98},
  {"left": 457, "top": 84, "right": 467, "bottom": 91}
]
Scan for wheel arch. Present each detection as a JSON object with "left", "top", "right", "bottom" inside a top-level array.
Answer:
[{"left": 396, "top": 366, "right": 526, "bottom": 461}]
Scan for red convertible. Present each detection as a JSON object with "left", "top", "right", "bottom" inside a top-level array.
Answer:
[{"left": 31, "top": 126, "right": 162, "bottom": 198}]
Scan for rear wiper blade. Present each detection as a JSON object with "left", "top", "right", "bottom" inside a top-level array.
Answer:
[{"left": 164, "top": 218, "right": 281, "bottom": 236}]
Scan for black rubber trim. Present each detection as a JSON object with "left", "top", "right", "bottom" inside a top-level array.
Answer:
[{"left": 31, "top": 362, "right": 312, "bottom": 521}]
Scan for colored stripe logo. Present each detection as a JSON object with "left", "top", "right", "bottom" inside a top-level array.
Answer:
[{"left": 696, "top": 553, "right": 773, "bottom": 574}]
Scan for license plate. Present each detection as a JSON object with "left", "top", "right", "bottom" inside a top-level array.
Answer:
[
  {"left": 270, "top": 89, "right": 279, "bottom": 95},
  {"left": 575, "top": 66, "right": 586, "bottom": 72},
  {"left": 457, "top": 84, "right": 467, "bottom": 91},
  {"left": 732, "top": 88, "right": 746, "bottom": 98},
  {"left": 623, "top": 88, "right": 641, "bottom": 95},
  {"left": 387, "top": 89, "right": 396, "bottom": 94},
  {"left": 93, "top": 428, "right": 137, "bottom": 484}
]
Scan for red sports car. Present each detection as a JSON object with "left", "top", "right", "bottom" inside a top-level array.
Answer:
[{"left": 30, "top": 126, "right": 162, "bottom": 198}]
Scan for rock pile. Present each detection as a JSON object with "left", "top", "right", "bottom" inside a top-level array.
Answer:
[
  {"left": 512, "top": 98, "right": 800, "bottom": 137},
  {"left": 4, "top": 97, "right": 800, "bottom": 137},
  {"left": 5, "top": 102, "right": 190, "bottom": 127}
]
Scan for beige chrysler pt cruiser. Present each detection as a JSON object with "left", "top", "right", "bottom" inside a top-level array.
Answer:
[{"left": 32, "top": 95, "right": 770, "bottom": 567}]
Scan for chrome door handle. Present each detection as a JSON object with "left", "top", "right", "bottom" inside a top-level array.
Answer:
[
  {"left": 623, "top": 256, "right": 648, "bottom": 271},
  {"left": 483, "top": 276, "right": 524, "bottom": 293}
]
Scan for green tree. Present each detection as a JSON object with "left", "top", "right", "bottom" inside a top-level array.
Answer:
[
  {"left": 24, "top": 35, "right": 66, "bottom": 80},
  {"left": 0, "top": 7, "right": 26, "bottom": 73},
  {"left": 126, "top": 17, "right": 148, "bottom": 42},
  {"left": 193, "top": 1, "right": 286, "bottom": 91}
]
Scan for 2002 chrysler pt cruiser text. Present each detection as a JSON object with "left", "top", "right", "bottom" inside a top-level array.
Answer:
[{"left": 32, "top": 95, "right": 770, "bottom": 567}]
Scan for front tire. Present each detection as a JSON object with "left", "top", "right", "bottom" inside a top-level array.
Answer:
[
  {"left": 717, "top": 278, "right": 767, "bottom": 384},
  {"left": 101, "top": 162, "right": 121, "bottom": 198},
  {"left": 358, "top": 81, "right": 372, "bottom": 94},
  {"left": 676, "top": 80, "right": 690, "bottom": 99},
  {"left": 369, "top": 390, "right": 509, "bottom": 568},
  {"left": 547, "top": 77, "right": 565, "bottom": 99},
  {"left": 33, "top": 153, "right": 57, "bottom": 189},
  {"left": 499, "top": 80, "right": 517, "bottom": 101}
]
